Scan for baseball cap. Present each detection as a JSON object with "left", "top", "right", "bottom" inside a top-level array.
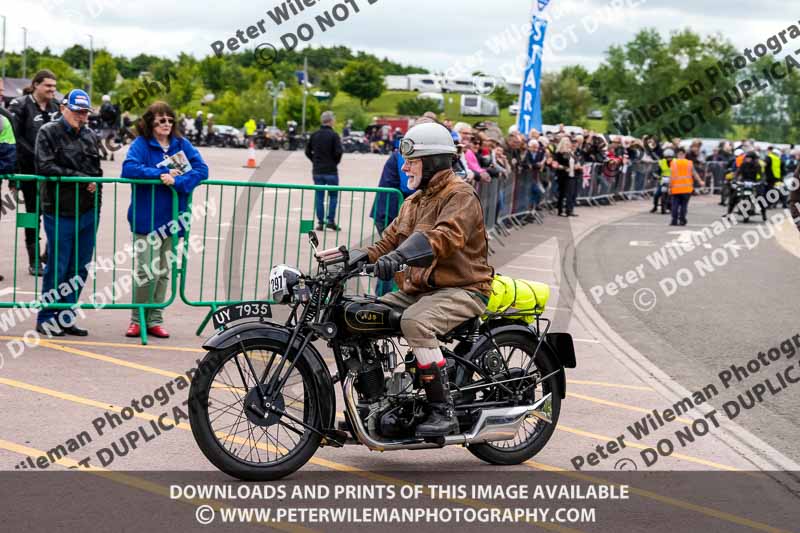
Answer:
[{"left": 65, "top": 89, "right": 92, "bottom": 111}]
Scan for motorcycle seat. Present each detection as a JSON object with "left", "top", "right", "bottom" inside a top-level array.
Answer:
[{"left": 437, "top": 317, "right": 480, "bottom": 341}]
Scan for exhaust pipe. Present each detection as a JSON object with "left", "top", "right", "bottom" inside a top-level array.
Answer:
[
  {"left": 343, "top": 373, "right": 553, "bottom": 451},
  {"left": 459, "top": 393, "right": 552, "bottom": 444}
]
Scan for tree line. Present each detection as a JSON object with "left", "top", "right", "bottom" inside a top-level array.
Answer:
[{"left": 2, "top": 28, "right": 796, "bottom": 142}]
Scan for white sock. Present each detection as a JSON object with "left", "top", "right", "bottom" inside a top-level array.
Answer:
[{"left": 414, "top": 347, "right": 444, "bottom": 368}]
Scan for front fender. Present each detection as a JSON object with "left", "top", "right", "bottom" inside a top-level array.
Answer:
[{"left": 202, "top": 321, "right": 336, "bottom": 430}]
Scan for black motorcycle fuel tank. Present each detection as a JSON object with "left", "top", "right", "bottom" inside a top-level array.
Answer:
[{"left": 335, "top": 297, "right": 403, "bottom": 337}]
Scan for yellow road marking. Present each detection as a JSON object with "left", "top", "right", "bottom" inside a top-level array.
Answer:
[
  {"left": 0, "top": 336, "right": 205, "bottom": 353},
  {"left": 13, "top": 341, "right": 740, "bottom": 472},
  {"left": 36, "top": 339, "right": 184, "bottom": 379},
  {"left": 555, "top": 424, "right": 742, "bottom": 471},
  {"left": 524, "top": 461, "right": 790, "bottom": 533},
  {"left": 568, "top": 392, "right": 693, "bottom": 424},
  {"left": 567, "top": 379, "right": 652, "bottom": 391},
  {"left": 1, "top": 337, "right": 653, "bottom": 392},
  {"left": 0, "top": 437, "right": 314, "bottom": 533},
  {"left": 0, "top": 376, "right": 579, "bottom": 532}
]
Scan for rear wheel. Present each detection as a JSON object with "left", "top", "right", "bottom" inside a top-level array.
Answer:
[
  {"left": 188, "top": 338, "right": 322, "bottom": 481},
  {"left": 457, "top": 330, "right": 562, "bottom": 465}
]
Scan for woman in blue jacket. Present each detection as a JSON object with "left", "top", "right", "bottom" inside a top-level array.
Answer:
[{"left": 121, "top": 101, "right": 208, "bottom": 339}]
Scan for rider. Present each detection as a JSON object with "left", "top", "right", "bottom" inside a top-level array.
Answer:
[
  {"left": 651, "top": 148, "right": 674, "bottom": 214},
  {"left": 349, "top": 122, "right": 494, "bottom": 437},
  {"left": 727, "top": 151, "right": 763, "bottom": 216}
]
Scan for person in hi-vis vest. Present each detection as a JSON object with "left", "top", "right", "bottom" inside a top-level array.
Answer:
[
  {"left": 669, "top": 148, "right": 704, "bottom": 226},
  {"left": 651, "top": 149, "right": 674, "bottom": 214}
]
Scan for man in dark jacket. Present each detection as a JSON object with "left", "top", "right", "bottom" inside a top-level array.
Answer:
[
  {"left": 8, "top": 69, "right": 61, "bottom": 275},
  {"left": 34, "top": 89, "right": 102, "bottom": 337},
  {"left": 790, "top": 163, "right": 800, "bottom": 233},
  {"left": 305, "top": 110, "right": 343, "bottom": 231}
]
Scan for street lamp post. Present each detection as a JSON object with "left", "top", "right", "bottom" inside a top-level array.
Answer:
[
  {"left": 1, "top": 15, "right": 6, "bottom": 79},
  {"left": 21, "top": 26, "right": 27, "bottom": 80},
  {"left": 88, "top": 34, "right": 94, "bottom": 101},
  {"left": 301, "top": 56, "right": 308, "bottom": 135},
  {"left": 265, "top": 80, "right": 285, "bottom": 129}
]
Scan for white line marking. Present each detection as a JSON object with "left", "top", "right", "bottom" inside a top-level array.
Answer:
[
  {"left": 0, "top": 288, "right": 38, "bottom": 296},
  {"left": 504, "top": 265, "right": 554, "bottom": 273}
]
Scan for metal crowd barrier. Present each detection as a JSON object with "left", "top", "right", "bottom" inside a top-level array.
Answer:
[
  {"left": 704, "top": 161, "right": 729, "bottom": 195},
  {"left": 179, "top": 180, "right": 405, "bottom": 335},
  {"left": 1, "top": 175, "right": 401, "bottom": 343},
  {"left": 0, "top": 174, "right": 179, "bottom": 344},
  {"left": 2, "top": 159, "right": 731, "bottom": 345}
]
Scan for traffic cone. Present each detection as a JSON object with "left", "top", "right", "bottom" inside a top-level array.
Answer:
[{"left": 244, "top": 140, "right": 257, "bottom": 168}]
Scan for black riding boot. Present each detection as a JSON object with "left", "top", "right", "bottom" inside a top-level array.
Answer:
[
  {"left": 416, "top": 363, "right": 459, "bottom": 437},
  {"left": 26, "top": 243, "right": 44, "bottom": 277}
]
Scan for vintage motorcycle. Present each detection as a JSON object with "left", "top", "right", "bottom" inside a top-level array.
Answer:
[
  {"left": 729, "top": 180, "right": 767, "bottom": 222},
  {"left": 188, "top": 232, "right": 576, "bottom": 481}
]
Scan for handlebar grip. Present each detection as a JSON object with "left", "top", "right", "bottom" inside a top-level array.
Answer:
[{"left": 364, "top": 264, "right": 376, "bottom": 274}]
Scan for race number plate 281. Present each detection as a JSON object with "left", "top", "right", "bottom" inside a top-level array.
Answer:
[{"left": 212, "top": 302, "right": 272, "bottom": 329}]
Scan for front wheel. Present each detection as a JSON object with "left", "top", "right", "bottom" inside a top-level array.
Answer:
[
  {"left": 188, "top": 338, "right": 323, "bottom": 481},
  {"left": 459, "top": 330, "right": 562, "bottom": 465}
]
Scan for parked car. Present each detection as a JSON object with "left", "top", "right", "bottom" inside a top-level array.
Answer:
[
  {"left": 508, "top": 104, "right": 520, "bottom": 116},
  {"left": 343, "top": 132, "right": 370, "bottom": 153},
  {"left": 213, "top": 125, "right": 246, "bottom": 148}
]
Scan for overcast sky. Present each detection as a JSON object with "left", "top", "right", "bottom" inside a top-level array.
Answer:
[{"left": 1, "top": 0, "right": 795, "bottom": 80}]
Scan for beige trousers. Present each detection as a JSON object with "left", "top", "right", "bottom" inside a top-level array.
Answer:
[{"left": 379, "top": 288, "right": 486, "bottom": 348}]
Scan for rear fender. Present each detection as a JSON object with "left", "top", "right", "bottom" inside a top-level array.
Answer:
[{"left": 202, "top": 322, "right": 336, "bottom": 429}]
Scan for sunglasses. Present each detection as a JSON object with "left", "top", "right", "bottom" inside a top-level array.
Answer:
[{"left": 154, "top": 117, "right": 175, "bottom": 126}]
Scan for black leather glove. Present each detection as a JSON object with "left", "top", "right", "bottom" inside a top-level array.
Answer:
[
  {"left": 375, "top": 251, "right": 403, "bottom": 281},
  {"left": 348, "top": 248, "right": 368, "bottom": 268}
]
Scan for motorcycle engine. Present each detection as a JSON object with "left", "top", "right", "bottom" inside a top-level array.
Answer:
[{"left": 369, "top": 372, "right": 420, "bottom": 439}]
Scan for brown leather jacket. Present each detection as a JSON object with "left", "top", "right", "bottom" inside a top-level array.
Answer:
[{"left": 365, "top": 169, "right": 493, "bottom": 296}]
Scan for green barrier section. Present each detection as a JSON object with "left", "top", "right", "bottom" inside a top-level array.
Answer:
[
  {"left": 0, "top": 175, "right": 402, "bottom": 344},
  {"left": 0, "top": 174, "right": 180, "bottom": 345},
  {"left": 179, "top": 180, "right": 403, "bottom": 336}
]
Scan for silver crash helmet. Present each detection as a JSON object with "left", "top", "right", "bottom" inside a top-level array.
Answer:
[{"left": 269, "top": 265, "right": 302, "bottom": 304}]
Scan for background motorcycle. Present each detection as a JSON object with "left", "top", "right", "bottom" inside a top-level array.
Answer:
[
  {"left": 729, "top": 180, "right": 767, "bottom": 222},
  {"left": 188, "top": 232, "right": 576, "bottom": 481}
]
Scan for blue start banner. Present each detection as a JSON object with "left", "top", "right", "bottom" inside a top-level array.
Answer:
[{"left": 517, "top": 0, "right": 553, "bottom": 136}]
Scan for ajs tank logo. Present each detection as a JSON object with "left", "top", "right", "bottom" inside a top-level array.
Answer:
[{"left": 355, "top": 310, "right": 384, "bottom": 325}]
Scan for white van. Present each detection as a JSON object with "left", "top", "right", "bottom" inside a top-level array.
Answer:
[
  {"left": 384, "top": 75, "right": 410, "bottom": 91},
  {"left": 408, "top": 74, "right": 443, "bottom": 93},
  {"left": 443, "top": 77, "right": 476, "bottom": 94},
  {"left": 460, "top": 95, "right": 499, "bottom": 116}
]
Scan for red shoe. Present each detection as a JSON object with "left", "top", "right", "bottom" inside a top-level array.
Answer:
[
  {"left": 147, "top": 325, "right": 170, "bottom": 338},
  {"left": 125, "top": 323, "right": 141, "bottom": 338}
]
